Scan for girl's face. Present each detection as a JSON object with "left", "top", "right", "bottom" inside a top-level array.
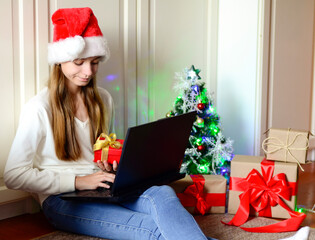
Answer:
[{"left": 60, "top": 56, "right": 101, "bottom": 91}]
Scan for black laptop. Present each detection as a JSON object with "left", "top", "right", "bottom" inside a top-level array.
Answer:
[{"left": 60, "top": 111, "right": 197, "bottom": 202}]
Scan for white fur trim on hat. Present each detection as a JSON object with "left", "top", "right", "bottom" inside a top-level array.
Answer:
[{"left": 48, "top": 35, "right": 110, "bottom": 65}]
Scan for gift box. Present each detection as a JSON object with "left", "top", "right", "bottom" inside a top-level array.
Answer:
[
  {"left": 169, "top": 174, "right": 227, "bottom": 215},
  {"left": 93, "top": 133, "right": 123, "bottom": 165},
  {"left": 228, "top": 155, "right": 298, "bottom": 219},
  {"left": 262, "top": 128, "right": 309, "bottom": 164}
]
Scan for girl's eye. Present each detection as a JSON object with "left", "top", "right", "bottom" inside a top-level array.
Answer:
[
  {"left": 92, "top": 61, "right": 100, "bottom": 65},
  {"left": 73, "top": 60, "right": 83, "bottom": 66}
]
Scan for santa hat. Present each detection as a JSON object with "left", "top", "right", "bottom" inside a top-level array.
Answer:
[{"left": 48, "top": 7, "right": 110, "bottom": 65}]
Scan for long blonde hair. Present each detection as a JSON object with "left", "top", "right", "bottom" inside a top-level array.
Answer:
[{"left": 48, "top": 65, "right": 107, "bottom": 161}]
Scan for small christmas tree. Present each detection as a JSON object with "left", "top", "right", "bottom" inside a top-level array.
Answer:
[{"left": 166, "top": 65, "right": 234, "bottom": 177}]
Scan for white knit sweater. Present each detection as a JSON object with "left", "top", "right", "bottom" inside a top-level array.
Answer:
[{"left": 4, "top": 87, "right": 115, "bottom": 205}]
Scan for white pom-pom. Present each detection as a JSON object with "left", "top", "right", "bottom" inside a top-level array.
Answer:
[
  {"left": 48, "top": 36, "right": 85, "bottom": 65},
  {"left": 64, "top": 36, "right": 85, "bottom": 57}
]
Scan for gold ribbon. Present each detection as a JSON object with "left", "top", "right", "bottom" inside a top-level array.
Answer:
[
  {"left": 93, "top": 133, "right": 122, "bottom": 162},
  {"left": 262, "top": 128, "right": 309, "bottom": 171}
]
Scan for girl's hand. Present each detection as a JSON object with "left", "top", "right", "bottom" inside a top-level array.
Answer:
[
  {"left": 75, "top": 171, "right": 115, "bottom": 190},
  {"left": 96, "top": 160, "right": 118, "bottom": 172}
]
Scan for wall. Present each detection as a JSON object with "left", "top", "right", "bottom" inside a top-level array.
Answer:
[
  {"left": 0, "top": 0, "right": 314, "bottom": 219},
  {"left": 267, "top": 0, "right": 315, "bottom": 159},
  {"left": 217, "top": 0, "right": 315, "bottom": 157},
  {"left": 217, "top": 0, "right": 261, "bottom": 155},
  {"left": 268, "top": 0, "right": 314, "bottom": 130}
]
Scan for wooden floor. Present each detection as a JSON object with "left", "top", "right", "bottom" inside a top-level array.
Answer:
[
  {"left": 0, "top": 162, "right": 315, "bottom": 240},
  {"left": 0, "top": 211, "right": 55, "bottom": 240},
  {"left": 296, "top": 161, "right": 315, "bottom": 227}
]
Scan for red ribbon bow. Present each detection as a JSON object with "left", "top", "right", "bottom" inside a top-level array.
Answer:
[
  {"left": 177, "top": 175, "right": 226, "bottom": 215},
  {"left": 222, "top": 159, "right": 306, "bottom": 232},
  {"left": 177, "top": 175, "right": 211, "bottom": 215}
]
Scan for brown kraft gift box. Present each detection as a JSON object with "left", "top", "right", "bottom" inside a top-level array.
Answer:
[
  {"left": 169, "top": 174, "right": 226, "bottom": 215},
  {"left": 262, "top": 128, "right": 309, "bottom": 164},
  {"left": 228, "top": 155, "right": 298, "bottom": 219}
]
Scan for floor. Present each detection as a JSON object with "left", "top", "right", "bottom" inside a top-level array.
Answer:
[
  {"left": 0, "top": 162, "right": 314, "bottom": 240},
  {"left": 296, "top": 161, "right": 315, "bottom": 227},
  {"left": 0, "top": 211, "right": 55, "bottom": 240}
]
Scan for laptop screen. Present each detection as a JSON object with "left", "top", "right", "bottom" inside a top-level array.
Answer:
[{"left": 111, "top": 111, "right": 197, "bottom": 195}]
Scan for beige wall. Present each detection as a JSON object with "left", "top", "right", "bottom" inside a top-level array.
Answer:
[
  {"left": 267, "top": 0, "right": 315, "bottom": 159},
  {"left": 0, "top": 0, "right": 314, "bottom": 218},
  {"left": 268, "top": 0, "right": 314, "bottom": 130}
]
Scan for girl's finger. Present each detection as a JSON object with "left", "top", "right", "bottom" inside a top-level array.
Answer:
[
  {"left": 99, "top": 172, "right": 115, "bottom": 184},
  {"left": 97, "top": 160, "right": 106, "bottom": 171},
  {"left": 103, "top": 160, "right": 113, "bottom": 172},
  {"left": 112, "top": 160, "right": 118, "bottom": 171}
]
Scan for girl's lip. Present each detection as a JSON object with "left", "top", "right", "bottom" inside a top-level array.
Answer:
[{"left": 79, "top": 77, "right": 90, "bottom": 81}]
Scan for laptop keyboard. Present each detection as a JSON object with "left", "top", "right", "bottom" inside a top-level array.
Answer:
[
  {"left": 74, "top": 187, "right": 112, "bottom": 198},
  {"left": 97, "top": 186, "right": 111, "bottom": 192}
]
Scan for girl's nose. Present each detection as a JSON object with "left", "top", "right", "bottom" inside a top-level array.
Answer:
[{"left": 82, "top": 62, "right": 93, "bottom": 76}]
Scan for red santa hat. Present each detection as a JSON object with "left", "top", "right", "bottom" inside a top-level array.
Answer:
[{"left": 48, "top": 7, "right": 110, "bottom": 65}]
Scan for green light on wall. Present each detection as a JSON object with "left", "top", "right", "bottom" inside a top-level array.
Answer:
[{"left": 149, "top": 109, "right": 154, "bottom": 117}]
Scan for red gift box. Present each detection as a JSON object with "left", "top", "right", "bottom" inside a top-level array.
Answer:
[
  {"left": 93, "top": 133, "right": 123, "bottom": 165},
  {"left": 169, "top": 174, "right": 226, "bottom": 215}
]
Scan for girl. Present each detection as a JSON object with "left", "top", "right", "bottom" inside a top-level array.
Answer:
[{"left": 4, "top": 7, "right": 214, "bottom": 240}]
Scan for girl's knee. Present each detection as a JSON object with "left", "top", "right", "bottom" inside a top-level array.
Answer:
[
  {"left": 147, "top": 185, "right": 177, "bottom": 200},
  {"left": 158, "top": 185, "right": 176, "bottom": 195}
]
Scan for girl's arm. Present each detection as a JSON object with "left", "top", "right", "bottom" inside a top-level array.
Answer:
[{"left": 4, "top": 99, "right": 75, "bottom": 195}]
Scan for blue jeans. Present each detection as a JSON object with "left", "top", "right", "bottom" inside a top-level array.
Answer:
[{"left": 42, "top": 185, "right": 214, "bottom": 240}]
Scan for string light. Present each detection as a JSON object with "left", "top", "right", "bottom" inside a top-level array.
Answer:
[{"left": 297, "top": 204, "right": 315, "bottom": 214}]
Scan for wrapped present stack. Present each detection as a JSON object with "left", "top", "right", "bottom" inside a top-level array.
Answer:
[
  {"left": 224, "top": 128, "right": 309, "bottom": 232},
  {"left": 93, "top": 133, "right": 124, "bottom": 165}
]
